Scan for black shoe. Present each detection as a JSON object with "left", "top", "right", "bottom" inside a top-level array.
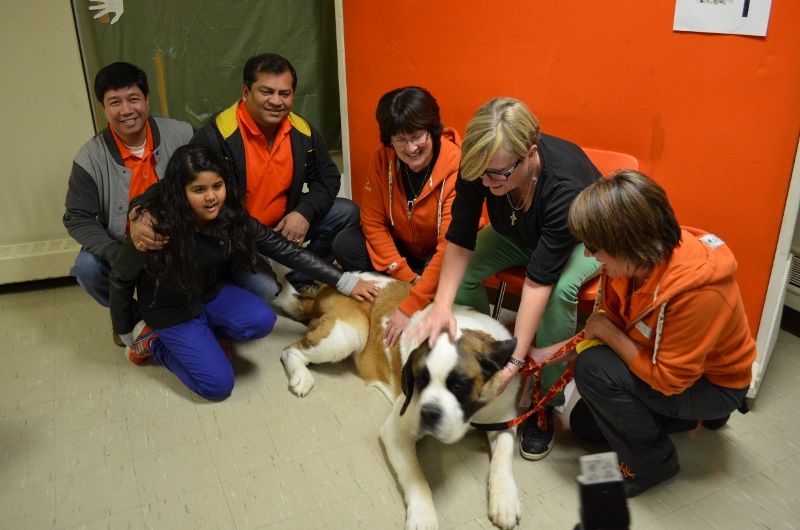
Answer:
[
  {"left": 520, "top": 407, "right": 555, "bottom": 460},
  {"left": 701, "top": 414, "right": 731, "bottom": 430},
  {"left": 619, "top": 450, "right": 680, "bottom": 498}
]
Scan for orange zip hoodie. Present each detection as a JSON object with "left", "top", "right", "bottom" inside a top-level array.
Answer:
[
  {"left": 599, "top": 227, "right": 756, "bottom": 395},
  {"left": 360, "top": 128, "right": 461, "bottom": 316}
]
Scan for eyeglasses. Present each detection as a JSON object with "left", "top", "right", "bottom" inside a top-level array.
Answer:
[
  {"left": 481, "top": 158, "right": 522, "bottom": 181},
  {"left": 584, "top": 243, "right": 598, "bottom": 254},
  {"left": 391, "top": 131, "right": 429, "bottom": 148}
]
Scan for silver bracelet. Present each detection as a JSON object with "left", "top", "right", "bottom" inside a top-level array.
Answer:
[{"left": 506, "top": 357, "right": 525, "bottom": 368}]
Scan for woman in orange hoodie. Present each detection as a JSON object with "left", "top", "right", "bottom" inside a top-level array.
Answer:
[
  {"left": 333, "top": 87, "right": 461, "bottom": 347},
  {"left": 537, "top": 170, "right": 756, "bottom": 498}
]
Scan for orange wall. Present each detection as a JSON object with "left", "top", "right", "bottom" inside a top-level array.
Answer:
[{"left": 343, "top": 1, "right": 800, "bottom": 333}]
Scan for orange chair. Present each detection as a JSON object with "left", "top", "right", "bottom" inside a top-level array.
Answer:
[{"left": 489, "top": 148, "right": 639, "bottom": 319}]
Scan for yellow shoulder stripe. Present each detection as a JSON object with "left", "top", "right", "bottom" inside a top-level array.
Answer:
[
  {"left": 215, "top": 101, "right": 240, "bottom": 139},
  {"left": 288, "top": 112, "right": 311, "bottom": 137}
]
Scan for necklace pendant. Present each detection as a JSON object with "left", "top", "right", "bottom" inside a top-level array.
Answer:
[
  {"left": 510, "top": 210, "right": 517, "bottom": 226},
  {"left": 407, "top": 200, "right": 414, "bottom": 220}
]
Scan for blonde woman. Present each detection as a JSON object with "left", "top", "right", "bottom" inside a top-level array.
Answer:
[{"left": 409, "top": 97, "right": 600, "bottom": 460}]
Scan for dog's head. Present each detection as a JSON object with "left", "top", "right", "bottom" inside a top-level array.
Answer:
[{"left": 399, "top": 329, "right": 517, "bottom": 443}]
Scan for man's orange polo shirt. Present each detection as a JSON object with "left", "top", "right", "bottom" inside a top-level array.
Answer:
[
  {"left": 110, "top": 121, "right": 157, "bottom": 228},
  {"left": 236, "top": 100, "right": 293, "bottom": 227}
]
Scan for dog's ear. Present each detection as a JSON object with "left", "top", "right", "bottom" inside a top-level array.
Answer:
[
  {"left": 400, "top": 342, "right": 429, "bottom": 416},
  {"left": 478, "top": 337, "right": 518, "bottom": 377}
]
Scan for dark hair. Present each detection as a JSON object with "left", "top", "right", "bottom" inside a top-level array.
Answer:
[
  {"left": 93, "top": 62, "right": 149, "bottom": 104},
  {"left": 568, "top": 170, "right": 682, "bottom": 268},
  {"left": 376, "top": 86, "right": 444, "bottom": 147},
  {"left": 145, "top": 145, "right": 257, "bottom": 292},
  {"left": 243, "top": 53, "right": 297, "bottom": 91}
]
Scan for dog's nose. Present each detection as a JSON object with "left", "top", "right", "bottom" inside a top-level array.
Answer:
[{"left": 420, "top": 403, "right": 442, "bottom": 427}]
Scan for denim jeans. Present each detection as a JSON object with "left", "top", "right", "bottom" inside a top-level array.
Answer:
[
  {"left": 285, "top": 197, "right": 359, "bottom": 288},
  {"left": 70, "top": 249, "right": 112, "bottom": 307}
]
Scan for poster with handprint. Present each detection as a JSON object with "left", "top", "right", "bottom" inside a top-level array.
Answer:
[
  {"left": 89, "top": 0, "right": 124, "bottom": 25},
  {"left": 674, "top": 0, "right": 772, "bottom": 36}
]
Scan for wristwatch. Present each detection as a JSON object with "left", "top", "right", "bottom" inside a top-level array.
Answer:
[{"left": 507, "top": 357, "right": 525, "bottom": 368}]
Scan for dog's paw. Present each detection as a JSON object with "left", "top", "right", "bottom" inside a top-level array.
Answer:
[
  {"left": 488, "top": 488, "right": 521, "bottom": 530},
  {"left": 405, "top": 504, "right": 438, "bottom": 530},
  {"left": 281, "top": 350, "right": 315, "bottom": 397}
]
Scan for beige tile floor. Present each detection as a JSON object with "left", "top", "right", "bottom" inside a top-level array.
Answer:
[{"left": 1, "top": 279, "right": 799, "bottom": 529}]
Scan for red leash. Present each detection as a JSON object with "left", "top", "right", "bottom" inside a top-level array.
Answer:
[{"left": 471, "top": 330, "right": 586, "bottom": 431}]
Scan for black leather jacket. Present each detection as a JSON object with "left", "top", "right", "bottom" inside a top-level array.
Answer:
[{"left": 109, "top": 217, "right": 343, "bottom": 334}]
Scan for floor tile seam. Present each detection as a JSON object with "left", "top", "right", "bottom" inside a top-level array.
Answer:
[
  {"left": 277, "top": 434, "right": 368, "bottom": 467},
  {"left": 771, "top": 343, "right": 800, "bottom": 362},
  {"left": 3, "top": 340, "right": 54, "bottom": 356},
  {"left": 203, "top": 430, "right": 277, "bottom": 485},
  {"left": 53, "top": 412, "right": 133, "bottom": 450},
  {"left": 291, "top": 460, "right": 396, "bottom": 515},
  {"left": 682, "top": 466, "right": 764, "bottom": 513},
  {"left": 0, "top": 317, "right": 51, "bottom": 333},
  {"left": 0, "top": 365, "right": 57, "bottom": 386},
  {"left": 216, "top": 469, "right": 322, "bottom": 527},
  {"left": 57, "top": 506, "right": 146, "bottom": 530},
  {"left": 0, "top": 390, "right": 57, "bottom": 415},
  {"left": 123, "top": 398, "right": 193, "bottom": 420},
  {"left": 750, "top": 395, "right": 800, "bottom": 426},
  {"left": 637, "top": 504, "right": 699, "bottom": 530},
  {"left": 316, "top": 486, "right": 408, "bottom": 529},
  {"left": 515, "top": 476, "right": 575, "bottom": 502},
  {"left": 53, "top": 466, "right": 144, "bottom": 529},
  {"left": 0, "top": 403, "right": 56, "bottom": 451},
  {"left": 680, "top": 477, "right": 794, "bottom": 530},
  {"left": 53, "top": 367, "right": 122, "bottom": 402},
  {"left": 124, "top": 414, "right": 203, "bottom": 463},
  {"left": 767, "top": 450, "right": 800, "bottom": 472},
  {"left": 0, "top": 477, "right": 59, "bottom": 511},
  {"left": 130, "top": 437, "right": 215, "bottom": 468},
  {"left": 131, "top": 440, "right": 222, "bottom": 507},
  {"left": 54, "top": 351, "right": 123, "bottom": 370},
  {"left": 54, "top": 383, "right": 124, "bottom": 404},
  {"left": 0, "top": 341, "right": 58, "bottom": 364}
]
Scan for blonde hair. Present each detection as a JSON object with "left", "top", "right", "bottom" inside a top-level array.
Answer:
[{"left": 460, "top": 97, "right": 540, "bottom": 182}]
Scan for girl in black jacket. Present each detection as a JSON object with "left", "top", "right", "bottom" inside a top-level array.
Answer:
[{"left": 110, "top": 144, "right": 377, "bottom": 400}]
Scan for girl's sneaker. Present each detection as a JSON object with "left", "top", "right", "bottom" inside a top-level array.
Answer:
[{"left": 129, "top": 321, "right": 157, "bottom": 364}]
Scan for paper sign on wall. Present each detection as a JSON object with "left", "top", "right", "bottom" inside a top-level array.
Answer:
[{"left": 674, "top": 0, "right": 772, "bottom": 37}]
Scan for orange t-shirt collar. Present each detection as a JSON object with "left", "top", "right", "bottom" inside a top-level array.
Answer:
[{"left": 110, "top": 120, "right": 157, "bottom": 226}]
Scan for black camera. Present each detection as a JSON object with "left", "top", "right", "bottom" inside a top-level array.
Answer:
[{"left": 574, "top": 452, "right": 630, "bottom": 530}]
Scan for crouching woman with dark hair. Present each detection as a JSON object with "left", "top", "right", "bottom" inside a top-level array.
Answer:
[
  {"left": 109, "top": 144, "right": 378, "bottom": 400},
  {"left": 530, "top": 170, "right": 756, "bottom": 497}
]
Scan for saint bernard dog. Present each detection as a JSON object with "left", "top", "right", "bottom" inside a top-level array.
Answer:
[{"left": 275, "top": 273, "right": 522, "bottom": 529}]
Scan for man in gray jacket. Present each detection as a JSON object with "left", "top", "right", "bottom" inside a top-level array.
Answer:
[{"left": 63, "top": 62, "right": 193, "bottom": 345}]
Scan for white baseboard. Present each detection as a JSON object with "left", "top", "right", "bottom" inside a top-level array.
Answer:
[{"left": 0, "top": 238, "right": 80, "bottom": 285}]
